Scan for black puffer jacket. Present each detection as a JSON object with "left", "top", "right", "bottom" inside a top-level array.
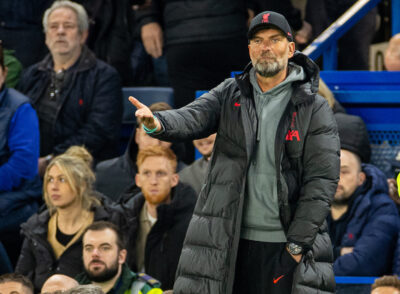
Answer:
[
  {"left": 135, "top": 0, "right": 250, "bottom": 46},
  {"left": 121, "top": 183, "right": 197, "bottom": 290},
  {"left": 15, "top": 201, "right": 125, "bottom": 292},
  {"left": 17, "top": 46, "right": 122, "bottom": 162},
  {"left": 152, "top": 51, "right": 340, "bottom": 293}
]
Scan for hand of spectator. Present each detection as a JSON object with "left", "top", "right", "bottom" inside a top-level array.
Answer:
[
  {"left": 38, "top": 157, "right": 49, "bottom": 177},
  {"left": 388, "top": 178, "right": 400, "bottom": 205},
  {"left": 295, "top": 21, "right": 312, "bottom": 45},
  {"left": 129, "top": 96, "right": 162, "bottom": 132},
  {"left": 141, "top": 22, "right": 163, "bottom": 58},
  {"left": 247, "top": 8, "right": 255, "bottom": 27},
  {"left": 340, "top": 247, "right": 354, "bottom": 256}
]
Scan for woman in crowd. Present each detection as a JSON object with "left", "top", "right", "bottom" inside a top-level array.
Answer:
[{"left": 15, "top": 146, "right": 124, "bottom": 292}]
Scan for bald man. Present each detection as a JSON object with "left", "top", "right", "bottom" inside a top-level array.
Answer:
[
  {"left": 41, "top": 275, "right": 79, "bottom": 293},
  {"left": 385, "top": 33, "right": 400, "bottom": 71}
]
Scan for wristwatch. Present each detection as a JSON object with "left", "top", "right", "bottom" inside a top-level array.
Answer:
[{"left": 287, "top": 242, "right": 303, "bottom": 255}]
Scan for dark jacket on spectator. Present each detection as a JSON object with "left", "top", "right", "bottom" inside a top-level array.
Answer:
[
  {"left": 252, "top": 0, "right": 303, "bottom": 31},
  {"left": 135, "top": 0, "right": 250, "bottom": 46},
  {"left": 75, "top": 0, "right": 134, "bottom": 85},
  {"left": 15, "top": 200, "right": 124, "bottom": 292},
  {"left": 95, "top": 127, "right": 186, "bottom": 201},
  {"left": 17, "top": 46, "right": 122, "bottom": 162},
  {"left": 329, "top": 164, "right": 399, "bottom": 276},
  {"left": 121, "top": 182, "right": 197, "bottom": 290},
  {"left": 151, "top": 51, "right": 340, "bottom": 293}
]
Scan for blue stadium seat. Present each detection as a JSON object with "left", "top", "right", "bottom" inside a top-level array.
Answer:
[
  {"left": 119, "top": 87, "right": 174, "bottom": 155},
  {"left": 320, "top": 71, "right": 400, "bottom": 177},
  {"left": 121, "top": 87, "right": 174, "bottom": 124}
]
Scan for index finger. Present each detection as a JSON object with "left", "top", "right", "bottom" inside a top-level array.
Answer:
[{"left": 129, "top": 96, "right": 145, "bottom": 109}]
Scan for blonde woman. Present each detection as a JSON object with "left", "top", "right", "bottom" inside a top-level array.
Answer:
[{"left": 15, "top": 147, "right": 123, "bottom": 292}]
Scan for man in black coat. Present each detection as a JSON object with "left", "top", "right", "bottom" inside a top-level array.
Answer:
[
  {"left": 130, "top": 11, "right": 340, "bottom": 294},
  {"left": 17, "top": 0, "right": 122, "bottom": 176},
  {"left": 121, "top": 145, "right": 196, "bottom": 290}
]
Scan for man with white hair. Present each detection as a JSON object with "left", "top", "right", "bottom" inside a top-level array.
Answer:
[{"left": 18, "top": 0, "right": 122, "bottom": 176}]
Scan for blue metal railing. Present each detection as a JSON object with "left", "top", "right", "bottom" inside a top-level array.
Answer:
[{"left": 303, "top": 0, "right": 400, "bottom": 70}]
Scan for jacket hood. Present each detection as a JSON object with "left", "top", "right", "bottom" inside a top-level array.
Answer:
[
  {"left": 350, "top": 163, "right": 389, "bottom": 217},
  {"left": 235, "top": 50, "right": 320, "bottom": 103}
]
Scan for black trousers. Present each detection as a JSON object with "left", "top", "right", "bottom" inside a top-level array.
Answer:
[{"left": 233, "top": 239, "right": 298, "bottom": 294}]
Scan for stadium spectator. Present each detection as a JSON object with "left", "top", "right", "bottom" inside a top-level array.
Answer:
[
  {"left": 73, "top": 0, "right": 135, "bottom": 86},
  {"left": 0, "top": 41, "right": 42, "bottom": 266},
  {"left": 179, "top": 133, "right": 216, "bottom": 194},
  {"left": 371, "top": 276, "right": 400, "bottom": 294},
  {"left": 41, "top": 274, "right": 79, "bottom": 293},
  {"left": 329, "top": 114, "right": 399, "bottom": 293},
  {"left": 136, "top": 0, "right": 251, "bottom": 110},
  {"left": 0, "top": 1, "right": 53, "bottom": 68},
  {"left": 15, "top": 147, "right": 124, "bottom": 292},
  {"left": 305, "top": 0, "right": 377, "bottom": 70},
  {"left": 17, "top": 0, "right": 122, "bottom": 176},
  {"left": 76, "top": 221, "right": 162, "bottom": 294},
  {"left": 0, "top": 273, "right": 34, "bottom": 294},
  {"left": 64, "top": 284, "right": 104, "bottom": 294},
  {"left": 120, "top": 146, "right": 196, "bottom": 290},
  {"left": 385, "top": 34, "right": 400, "bottom": 71},
  {"left": 252, "top": 0, "right": 312, "bottom": 46},
  {"left": 95, "top": 102, "right": 186, "bottom": 201},
  {"left": 2, "top": 45, "right": 23, "bottom": 89}
]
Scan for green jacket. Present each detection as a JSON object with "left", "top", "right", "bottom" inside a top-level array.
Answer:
[
  {"left": 76, "top": 263, "right": 162, "bottom": 294},
  {"left": 4, "top": 49, "right": 22, "bottom": 88}
]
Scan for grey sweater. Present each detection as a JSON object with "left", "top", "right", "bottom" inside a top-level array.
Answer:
[{"left": 241, "top": 63, "right": 305, "bottom": 242}]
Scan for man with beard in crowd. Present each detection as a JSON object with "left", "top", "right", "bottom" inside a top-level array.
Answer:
[{"left": 76, "top": 221, "right": 162, "bottom": 294}]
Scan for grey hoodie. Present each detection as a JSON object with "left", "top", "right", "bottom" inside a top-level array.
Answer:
[{"left": 241, "top": 63, "right": 305, "bottom": 242}]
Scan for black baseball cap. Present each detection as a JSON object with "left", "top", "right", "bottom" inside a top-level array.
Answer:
[{"left": 248, "top": 11, "right": 294, "bottom": 42}]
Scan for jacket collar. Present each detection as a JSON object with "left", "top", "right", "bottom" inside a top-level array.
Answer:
[
  {"left": 235, "top": 51, "right": 319, "bottom": 105},
  {"left": 37, "top": 45, "right": 97, "bottom": 73},
  {"left": 125, "top": 182, "right": 197, "bottom": 223}
]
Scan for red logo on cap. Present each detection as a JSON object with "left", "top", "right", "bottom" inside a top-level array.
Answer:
[
  {"left": 262, "top": 13, "right": 270, "bottom": 23},
  {"left": 288, "top": 32, "right": 292, "bottom": 37}
]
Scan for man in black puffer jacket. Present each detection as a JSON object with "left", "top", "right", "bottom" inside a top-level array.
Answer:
[
  {"left": 17, "top": 0, "right": 122, "bottom": 175},
  {"left": 130, "top": 11, "right": 340, "bottom": 294}
]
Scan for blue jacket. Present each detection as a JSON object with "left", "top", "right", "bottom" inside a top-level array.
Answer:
[
  {"left": 0, "top": 87, "right": 41, "bottom": 214},
  {"left": 332, "top": 163, "right": 399, "bottom": 276}
]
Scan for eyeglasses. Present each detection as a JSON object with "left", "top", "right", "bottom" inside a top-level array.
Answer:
[{"left": 49, "top": 69, "right": 65, "bottom": 99}]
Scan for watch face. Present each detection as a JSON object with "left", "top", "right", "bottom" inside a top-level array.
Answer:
[{"left": 288, "top": 243, "right": 302, "bottom": 255}]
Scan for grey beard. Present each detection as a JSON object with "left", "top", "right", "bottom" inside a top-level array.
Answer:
[{"left": 252, "top": 60, "right": 285, "bottom": 77}]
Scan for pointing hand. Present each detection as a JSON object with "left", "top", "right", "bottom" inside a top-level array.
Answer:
[{"left": 129, "top": 96, "right": 161, "bottom": 132}]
